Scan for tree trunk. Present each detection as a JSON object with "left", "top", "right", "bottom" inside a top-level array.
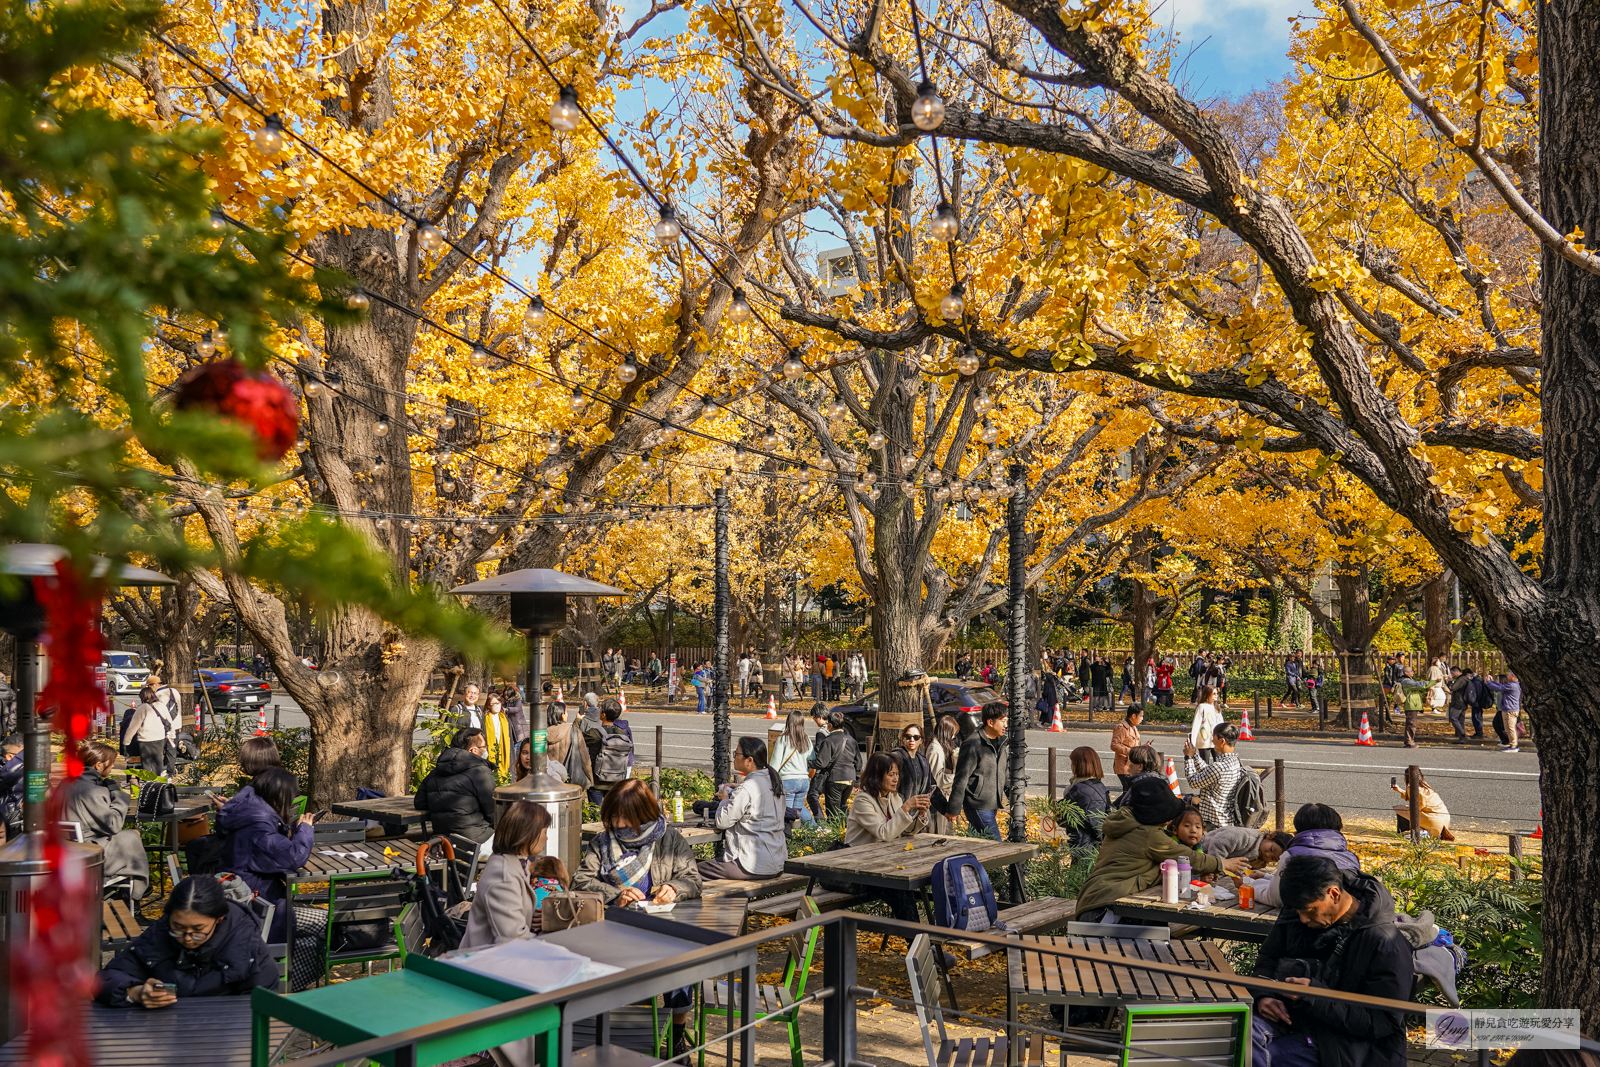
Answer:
[
  {"left": 1129, "top": 530, "right": 1156, "bottom": 678},
  {"left": 1421, "top": 573, "right": 1453, "bottom": 662}
]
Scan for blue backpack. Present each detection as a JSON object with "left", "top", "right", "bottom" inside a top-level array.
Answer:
[{"left": 930, "top": 853, "right": 999, "bottom": 933}]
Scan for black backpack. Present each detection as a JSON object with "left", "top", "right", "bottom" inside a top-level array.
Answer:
[
  {"left": 593, "top": 724, "right": 633, "bottom": 782},
  {"left": 1228, "top": 766, "right": 1269, "bottom": 829},
  {"left": 184, "top": 827, "right": 235, "bottom": 875}
]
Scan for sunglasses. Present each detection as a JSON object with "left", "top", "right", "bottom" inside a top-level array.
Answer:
[{"left": 904, "top": 733, "right": 922, "bottom": 740}]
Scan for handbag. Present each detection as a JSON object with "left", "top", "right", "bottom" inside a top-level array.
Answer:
[
  {"left": 541, "top": 890, "right": 605, "bottom": 931},
  {"left": 137, "top": 780, "right": 177, "bottom": 818}
]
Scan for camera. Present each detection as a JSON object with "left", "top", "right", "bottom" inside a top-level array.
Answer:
[{"left": 1274, "top": 958, "right": 1321, "bottom": 982}]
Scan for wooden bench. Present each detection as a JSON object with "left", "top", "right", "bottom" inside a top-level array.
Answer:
[
  {"left": 996, "top": 896, "right": 1078, "bottom": 936},
  {"left": 102, "top": 898, "right": 144, "bottom": 951},
  {"left": 748, "top": 887, "right": 865, "bottom": 919},
  {"left": 699, "top": 873, "right": 808, "bottom": 901}
]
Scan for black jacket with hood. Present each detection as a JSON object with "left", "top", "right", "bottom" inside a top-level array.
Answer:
[
  {"left": 96, "top": 900, "right": 279, "bottom": 1005},
  {"left": 415, "top": 746, "right": 497, "bottom": 842},
  {"left": 1255, "top": 870, "right": 1412, "bottom": 1067}
]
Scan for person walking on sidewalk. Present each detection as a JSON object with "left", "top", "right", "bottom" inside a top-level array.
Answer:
[
  {"left": 1396, "top": 668, "right": 1428, "bottom": 748},
  {"left": 1284, "top": 652, "right": 1303, "bottom": 707},
  {"left": 943, "top": 704, "right": 1009, "bottom": 840},
  {"left": 1483, "top": 669, "right": 1523, "bottom": 752},
  {"left": 1446, "top": 666, "right": 1472, "bottom": 743}
]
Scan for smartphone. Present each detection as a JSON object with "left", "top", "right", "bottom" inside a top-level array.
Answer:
[
  {"left": 157, "top": 982, "right": 177, "bottom": 994},
  {"left": 312, "top": 809, "right": 329, "bottom": 821}
]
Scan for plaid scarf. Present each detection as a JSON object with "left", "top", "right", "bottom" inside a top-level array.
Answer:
[{"left": 596, "top": 816, "right": 667, "bottom": 890}]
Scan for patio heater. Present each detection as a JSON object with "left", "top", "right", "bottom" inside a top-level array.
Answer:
[
  {"left": 0, "top": 544, "right": 175, "bottom": 1041},
  {"left": 451, "top": 568, "right": 623, "bottom": 876}
]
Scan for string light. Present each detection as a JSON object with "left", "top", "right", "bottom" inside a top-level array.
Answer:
[
  {"left": 549, "top": 86, "right": 581, "bottom": 132},
  {"left": 252, "top": 114, "right": 285, "bottom": 156},
  {"left": 439, "top": 414, "right": 456, "bottom": 430},
  {"left": 32, "top": 108, "right": 59, "bottom": 134},
  {"left": 195, "top": 331, "right": 216, "bottom": 358},
  {"left": 867, "top": 486, "right": 881, "bottom": 502},
  {"left": 617, "top": 354, "right": 639, "bottom": 383},
  {"left": 470, "top": 344, "right": 490, "bottom": 367},
  {"left": 652, "top": 204, "right": 682, "bottom": 242},
  {"left": 861, "top": 470, "right": 878, "bottom": 486},
  {"left": 957, "top": 347, "right": 981, "bottom": 376},
  {"left": 911, "top": 81, "right": 946, "bottom": 131},
  {"left": 545, "top": 433, "right": 562, "bottom": 456},
  {"left": 899, "top": 453, "right": 917, "bottom": 473},
  {"left": 373, "top": 419, "right": 390, "bottom": 437},
  {"left": 825, "top": 397, "right": 847, "bottom": 418},
  {"left": 207, "top": 209, "right": 227, "bottom": 232},
  {"left": 973, "top": 390, "right": 994, "bottom": 416},
  {"left": 523, "top": 296, "right": 547, "bottom": 328},
  {"left": 727, "top": 289, "right": 752, "bottom": 324},
  {"left": 416, "top": 222, "right": 445, "bottom": 252},
  {"left": 980, "top": 421, "right": 999, "bottom": 444},
  {"left": 760, "top": 424, "right": 780, "bottom": 450},
  {"left": 939, "top": 283, "right": 965, "bottom": 320},
  {"left": 867, "top": 430, "right": 888, "bottom": 450},
  {"left": 782, "top": 350, "right": 806, "bottom": 380},
  {"left": 930, "top": 201, "right": 960, "bottom": 242},
  {"left": 569, "top": 386, "right": 587, "bottom": 412},
  {"left": 926, "top": 470, "right": 943, "bottom": 485},
  {"left": 211, "top": 326, "right": 229, "bottom": 347},
  {"left": 347, "top": 288, "right": 370, "bottom": 311},
  {"left": 703, "top": 395, "right": 720, "bottom": 413},
  {"left": 899, "top": 479, "right": 916, "bottom": 494}
]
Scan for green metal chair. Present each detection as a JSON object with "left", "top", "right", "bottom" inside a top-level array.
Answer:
[
  {"left": 320, "top": 873, "right": 410, "bottom": 983},
  {"left": 697, "top": 895, "right": 821, "bottom": 1067},
  {"left": 1118, "top": 1002, "right": 1253, "bottom": 1067}
]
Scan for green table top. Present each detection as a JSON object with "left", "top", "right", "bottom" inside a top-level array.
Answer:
[{"left": 275, "top": 968, "right": 500, "bottom": 1033}]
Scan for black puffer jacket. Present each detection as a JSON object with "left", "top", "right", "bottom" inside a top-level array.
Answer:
[
  {"left": 1061, "top": 777, "right": 1111, "bottom": 849},
  {"left": 415, "top": 746, "right": 497, "bottom": 842},
  {"left": 1254, "top": 870, "right": 1412, "bottom": 1067},
  {"left": 96, "top": 901, "right": 279, "bottom": 1006}
]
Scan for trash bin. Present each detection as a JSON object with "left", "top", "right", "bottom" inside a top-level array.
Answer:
[{"left": 0, "top": 835, "right": 104, "bottom": 1042}]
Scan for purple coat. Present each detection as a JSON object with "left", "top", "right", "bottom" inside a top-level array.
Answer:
[
  {"left": 217, "top": 785, "right": 313, "bottom": 941},
  {"left": 1284, "top": 828, "right": 1362, "bottom": 872}
]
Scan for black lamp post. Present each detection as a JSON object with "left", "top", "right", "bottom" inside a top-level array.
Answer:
[
  {"left": 450, "top": 568, "right": 624, "bottom": 874},
  {"left": 0, "top": 544, "right": 174, "bottom": 1041}
]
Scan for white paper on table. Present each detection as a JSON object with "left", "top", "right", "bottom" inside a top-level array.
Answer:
[
  {"left": 441, "top": 937, "right": 623, "bottom": 993},
  {"left": 317, "top": 849, "right": 361, "bottom": 857},
  {"left": 1211, "top": 884, "right": 1236, "bottom": 903},
  {"left": 638, "top": 902, "right": 677, "bottom": 914}
]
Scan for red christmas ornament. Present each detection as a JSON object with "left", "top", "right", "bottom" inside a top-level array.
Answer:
[{"left": 173, "top": 359, "right": 298, "bottom": 461}]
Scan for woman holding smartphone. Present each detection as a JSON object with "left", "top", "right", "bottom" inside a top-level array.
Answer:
[{"left": 96, "top": 877, "right": 279, "bottom": 1007}]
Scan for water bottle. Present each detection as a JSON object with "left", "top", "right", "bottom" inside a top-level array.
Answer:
[
  {"left": 1161, "top": 860, "right": 1180, "bottom": 904},
  {"left": 673, "top": 790, "right": 683, "bottom": 823}
]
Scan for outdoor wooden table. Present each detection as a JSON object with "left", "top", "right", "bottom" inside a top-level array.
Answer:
[
  {"left": 329, "top": 794, "right": 428, "bottom": 836},
  {"left": 643, "top": 895, "right": 750, "bottom": 937},
  {"left": 133, "top": 794, "right": 214, "bottom": 853},
  {"left": 286, "top": 839, "right": 420, "bottom": 885},
  {"left": 784, "top": 832, "right": 1038, "bottom": 904},
  {"left": 0, "top": 996, "right": 292, "bottom": 1066},
  {"left": 535, "top": 907, "right": 760, "bottom": 1064},
  {"left": 581, "top": 816, "right": 723, "bottom": 847},
  {"left": 1005, "top": 934, "right": 1253, "bottom": 1065},
  {"left": 1110, "top": 883, "right": 1280, "bottom": 942}
]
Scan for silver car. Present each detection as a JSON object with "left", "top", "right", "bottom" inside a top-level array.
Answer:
[{"left": 102, "top": 651, "right": 151, "bottom": 695}]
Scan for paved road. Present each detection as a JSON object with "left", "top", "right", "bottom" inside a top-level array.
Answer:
[{"left": 127, "top": 691, "right": 1540, "bottom": 834}]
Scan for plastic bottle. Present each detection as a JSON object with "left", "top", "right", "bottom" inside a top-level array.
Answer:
[
  {"left": 1161, "top": 860, "right": 1180, "bottom": 903},
  {"left": 1176, "top": 856, "right": 1192, "bottom": 894},
  {"left": 673, "top": 790, "right": 683, "bottom": 823}
]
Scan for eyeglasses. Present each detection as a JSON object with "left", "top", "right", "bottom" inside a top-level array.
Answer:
[{"left": 904, "top": 733, "right": 922, "bottom": 741}]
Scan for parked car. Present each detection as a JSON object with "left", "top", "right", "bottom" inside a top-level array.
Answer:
[
  {"left": 101, "top": 651, "right": 152, "bottom": 695},
  {"left": 194, "top": 669, "right": 272, "bottom": 711},
  {"left": 829, "top": 681, "right": 1009, "bottom": 753}
]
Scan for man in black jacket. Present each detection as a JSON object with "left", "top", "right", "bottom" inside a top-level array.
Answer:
[
  {"left": 808, "top": 708, "right": 858, "bottom": 817},
  {"left": 414, "top": 728, "right": 497, "bottom": 843},
  {"left": 943, "top": 704, "right": 1008, "bottom": 840},
  {"left": 1254, "top": 855, "right": 1411, "bottom": 1067}
]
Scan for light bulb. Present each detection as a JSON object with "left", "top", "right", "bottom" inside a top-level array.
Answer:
[
  {"left": 372, "top": 455, "right": 385, "bottom": 471},
  {"left": 867, "top": 486, "right": 881, "bottom": 501},
  {"left": 727, "top": 288, "right": 752, "bottom": 324},
  {"left": 911, "top": 80, "right": 946, "bottom": 131},
  {"left": 211, "top": 325, "right": 229, "bottom": 347},
  {"left": 957, "top": 347, "right": 981, "bottom": 376},
  {"left": 899, "top": 453, "right": 917, "bottom": 474},
  {"left": 253, "top": 114, "right": 285, "bottom": 156},
  {"left": 949, "top": 479, "right": 963, "bottom": 494},
  {"left": 761, "top": 425, "right": 779, "bottom": 450},
  {"left": 702, "top": 394, "right": 719, "bottom": 413},
  {"left": 782, "top": 351, "right": 806, "bottom": 380},
  {"left": 416, "top": 222, "right": 445, "bottom": 252},
  {"left": 442, "top": 478, "right": 456, "bottom": 493},
  {"left": 453, "top": 523, "right": 467, "bottom": 536},
  {"left": 376, "top": 517, "right": 388, "bottom": 528},
  {"left": 208, "top": 208, "right": 227, "bottom": 232},
  {"left": 927, "top": 470, "right": 943, "bottom": 485},
  {"left": 549, "top": 85, "right": 581, "bottom": 133},
  {"left": 295, "top": 439, "right": 309, "bottom": 453},
  {"left": 940, "top": 283, "right": 965, "bottom": 320},
  {"left": 930, "top": 200, "right": 960, "bottom": 242},
  {"left": 33, "top": 109, "right": 59, "bottom": 134},
  {"left": 935, "top": 486, "right": 951, "bottom": 501},
  {"left": 570, "top": 386, "right": 587, "bottom": 412},
  {"left": 826, "top": 397, "right": 847, "bottom": 418},
  {"left": 900, "top": 479, "right": 916, "bottom": 495},
  {"left": 652, "top": 204, "right": 682, "bottom": 243},
  {"left": 470, "top": 344, "right": 489, "bottom": 367},
  {"left": 195, "top": 332, "right": 216, "bottom": 358},
  {"left": 861, "top": 470, "right": 878, "bottom": 486},
  {"left": 545, "top": 433, "right": 562, "bottom": 455},
  {"left": 966, "top": 485, "right": 982, "bottom": 501},
  {"left": 981, "top": 422, "right": 999, "bottom": 444},
  {"left": 542, "top": 486, "right": 557, "bottom": 501},
  {"left": 973, "top": 391, "right": 994, "bottom": 416},
  {"left": 439, "top": 414, "right": 456, "bottom": 430},
  {"left": 524, "top": 295, "right": 547, "bottom": 328},
  {"left": 373, "top": 419, "right": 390, "bottom": 437},
  {"left": 346, "top": 288, "right": 369, "bottom": 311},
  {"left": 617, "top": 355, "right": 639, "bottom": 383},
  {"left": 867, "top": 430, "right": 888, "bottom": 450}
]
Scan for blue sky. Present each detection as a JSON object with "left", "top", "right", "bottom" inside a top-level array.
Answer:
[{"left": 1155, "top": 0, "right": 1310, "bottom": 98}]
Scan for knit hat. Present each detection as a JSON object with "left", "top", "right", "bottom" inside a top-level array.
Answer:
[{"left": 1128, "top": 777, "right": 1185, "bottom": 826}]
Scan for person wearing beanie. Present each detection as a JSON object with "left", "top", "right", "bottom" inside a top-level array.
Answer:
[{"left": 1074, "top": 777, "right": 1248, "bottom": 922}]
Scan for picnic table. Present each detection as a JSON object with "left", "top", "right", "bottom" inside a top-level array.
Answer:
[
  {"left": 286, "top": 840, "right": 422, "bottom": 885},
  {"left": 329, "top": 794, "right": 427, "bottom": 836},
  {"left": 645, "top": 895, "right": 749, "bottom": 937},
  {"left": 784, "top": 832, "right": 1038, "bottom": 905},
  {"left": 581, "top": 816, "right": 723, "bottom": 847},
  {"left": 1110, "top": 883, "right": 1280, "bottom": 942},
  {"left": 0, "top": 997, "right": 291, "bottom": 1067},
  {"left": 1005, "top": 934, "right": 1253, "bottom": 1065}
]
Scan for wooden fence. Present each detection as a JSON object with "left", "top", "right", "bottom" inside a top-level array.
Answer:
[{"left": 549, "top": 645, "right": 1506, "bottom": 677}]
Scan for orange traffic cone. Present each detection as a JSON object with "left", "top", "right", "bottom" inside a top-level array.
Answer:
[
  {"left": 1164, "top": 756, "right": 1182, "bottom": 797},
  {"left": 255, "top": 705, "right": 267, "bottom": 736},
  {"left": 1238, "top": 706, "right": 1255, "bottom": 740},
  {"left": 619, "top": 689, "right": 627, "bottom": 714},
  {"left": 766, "top": 695, "right": 777, "bottom": 719},
  {"left": 1049, "top": 704, "right": 1063, "bottom": 732},
  {"left": 1355, "top": 710, "right": 1375, "bottom": 745},
  {"left": 1531, "top": 811, "right": 1543, "bottom": 839}
]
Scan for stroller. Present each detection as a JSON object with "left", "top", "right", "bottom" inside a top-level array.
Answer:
[{"left": 393, "top": 836, "right": 470, "bottom": 957}]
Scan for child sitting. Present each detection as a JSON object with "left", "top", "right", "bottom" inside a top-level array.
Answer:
[
  {"left": 527, "top": 855, "right": 569, "bottom": 934},
  {"left": 1168, "top": 805, "right": 1204, "bottom": 849}
]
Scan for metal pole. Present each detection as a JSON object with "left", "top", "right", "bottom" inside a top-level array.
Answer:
[
  {"left": 15, "top": 637, "right": 46, "bottom": 837},
  {"left": 273, "top": 704, "right": 280, "bottom": 732},
  {"left": 1509, "top": 834, "right": 1524, "bottom": 883},
  {"left": 1048, "top": 748, "right": 1057, "bottom": 802},
  {"left": 713, "top": 486, "right": 732, "bottom": 786},
  {"left": 527, "top": 632, "right": 546, "bottom": 779},
  {"left": 1274, "top": 758, "right": 1286, "bottom": 831},
  {"left": 1407, "top": 765, "right": 1422, "bottom": 843},
  {"left": 1004, "top": 463, "right": 1030, "bottom": 843},
  {"left": 655, "top": 724, "right": 664, "bottom": 771}
]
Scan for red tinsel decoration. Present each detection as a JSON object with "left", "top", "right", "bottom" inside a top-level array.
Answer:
[
  {"left": 23, "top": 561, "right": 105, "bottom": 1067},
  {"left": 172, "top": 359, "right": 299, "bottom": 461}
]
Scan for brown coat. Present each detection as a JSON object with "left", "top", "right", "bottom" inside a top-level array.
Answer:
[
  {"left": 1109, "top": 720, "right": 1142, "bottom": 776},
  {"left": 545, "top": 720, "right": 593, "bottom": 783}
]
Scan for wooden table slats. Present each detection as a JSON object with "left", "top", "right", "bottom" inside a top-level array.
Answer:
[
  {"left": 289, "top": 840, "right": 425, "bottom": 884},
  {"left": 784, "top": 833, "right": 1037, "bottom": 892},
  {"left": 329, "top": 795, "right": 427, "bottom": 828},
  {"left": 1109, "top": 883, "right": 1279, "bottom": 943},
  {"left": 1007, "top": 934, "right": 1245, "bottom": 1007}
]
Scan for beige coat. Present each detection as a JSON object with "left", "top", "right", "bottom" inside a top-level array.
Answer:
[
  {"left": 1109, "top": 720, "right": 1142, "bottom": 776},
  {"left": 844, "top": 791, "right": 920, "bottom": 846},
  {"left": 462, "top": 853, "right": 538, "bottom": 949},
  {"left": 1393, "top": 784, "right": 1450, "bottom": 837}
]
